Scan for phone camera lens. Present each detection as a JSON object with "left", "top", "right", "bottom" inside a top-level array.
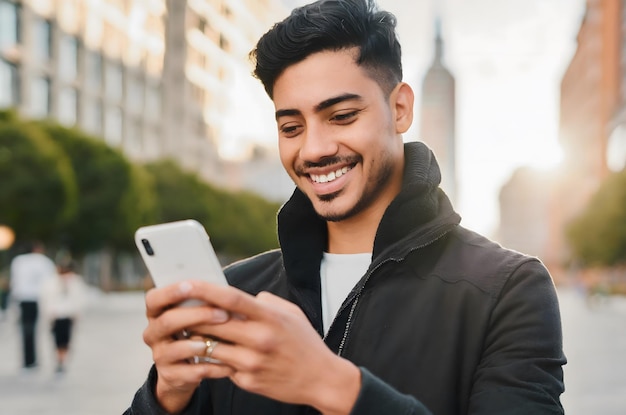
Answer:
[{"left": 141, "top": 239, "right": 154, "bottom": 256}]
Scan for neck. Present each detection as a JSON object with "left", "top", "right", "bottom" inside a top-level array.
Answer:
[{"left": 326, "top": 205, "right": 387, "bottom": 254}]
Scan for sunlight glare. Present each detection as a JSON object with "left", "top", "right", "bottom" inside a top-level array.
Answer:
[{"left": 523, "top": 139, "right": 564, "bottom": 171}]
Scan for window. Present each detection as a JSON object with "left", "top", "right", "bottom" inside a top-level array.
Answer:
[
  {"left": 0, "top": 59, "right": 19, "bottom": 107},
  {"left": 85, "top": 50, "right": 103, "bottom": 91},
  {"left": 82, "top": 97, "right": 102, "bottom": 134},
  {"left": 0, "top": 0, "right": 20, "bottom": 50},
  {"left": 145, "top": 82, "right": 161, "bottom": 121},
  {"left": 125, "top": 71, "right": 144, "bottom": 110},
  {"left": 191, "top": 83, "right": 204, "bottom": 106},
  {"left": 105, "top": 61, "right": 123, "bottom": 102},
  {"left": 104, "top": 105, "right": 123, "bottom": 146},
  {"left": 59, "top": 34, "right": 79, "bottom": 82},
  {"left": 219, "top": 34, "right": 229, "bottom": 51},
  {"left": 30, "top": 76, "right": 51, "bottom": 118},
  {"left": 58, "top": 87, "right": 78, "bottom": 126},
  {"left": 33, "top": 18, "right": 52, "bottom": 62}
]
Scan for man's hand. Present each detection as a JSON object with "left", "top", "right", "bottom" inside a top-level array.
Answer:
[
  {"left": 142, "top": 281, "right": 234, "bottom": 414},
  {"left": 182, "top": 281, "right": 362, "bottom": 415}
]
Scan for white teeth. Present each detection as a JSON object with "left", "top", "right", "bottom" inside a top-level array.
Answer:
[{"left": 311, "top": 166, "right": 350, "bottom": 184}]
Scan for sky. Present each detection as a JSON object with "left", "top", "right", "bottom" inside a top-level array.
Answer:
[{"left": 239, "top": 0, "right": 587, "bottom": 237}]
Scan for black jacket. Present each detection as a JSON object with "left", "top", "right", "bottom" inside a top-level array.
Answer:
[{"left": 126, "top": 142, "right": 566, "bottom": 415}]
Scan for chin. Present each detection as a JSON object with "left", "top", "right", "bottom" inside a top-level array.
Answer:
[{"left": 313, "top": 200, "right": 354, "bottom": 222}]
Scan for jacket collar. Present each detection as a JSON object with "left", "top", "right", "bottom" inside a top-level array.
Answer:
[{"left": 277, "top": 141, "right": 461, "bottom": 291}]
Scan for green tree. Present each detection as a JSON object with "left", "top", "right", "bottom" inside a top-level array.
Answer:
[
  {"left": 214, "top": 189, "right": 280, "bottom": 257},
  {"left": 38, "top": 122, "right": 156, "bottom": 254},
  {"left": 145, "top": 159, "right": 218, "bottom": 227},
  {"left": 0, "top": 118, "right": 77, "bottom": 242},
  {"left": 111, "top": 162, "right": 157, "bottom": 251},
  {"left": 567, "top": 168, "right": 626, "bottom": 266},
  {"left": 145, "top": 160, "right": 279, "bottom": 258}
]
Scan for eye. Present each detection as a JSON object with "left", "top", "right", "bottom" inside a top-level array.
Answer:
[
  {"left": 279, "top": 123, "right": 303, "bottom": 138},
  {"left": 330, "top": 110, "right": 360, "bottom": 124}
]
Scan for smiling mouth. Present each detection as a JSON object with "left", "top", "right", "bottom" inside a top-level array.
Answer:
[{"left": 310, "top": 166, "right": 352, "bottom": 184}]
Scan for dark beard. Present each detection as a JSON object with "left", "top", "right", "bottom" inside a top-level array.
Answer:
[{"left": 316, "top": 157, "right": 395, "bottom": 222}]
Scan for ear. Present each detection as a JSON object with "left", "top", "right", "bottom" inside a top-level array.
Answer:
[{"left": 390, "top": 82, "right": 414, "bottom": 134}]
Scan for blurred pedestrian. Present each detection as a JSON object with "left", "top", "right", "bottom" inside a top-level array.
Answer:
[
  {"left": 0, "top": 273, "right": 9, "bottom": 320},
  {"left": 40, "top": 258, "right": 88, "bottom": 373},
  {"left": 9, "top": 241, "right": 56, "bottom": 369}
]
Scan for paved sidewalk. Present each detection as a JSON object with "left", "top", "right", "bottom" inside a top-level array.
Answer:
[
  {"left": 559, "top": 287, "right": 626, "bottom": 415},
  {"left": 0, "top": 287, "right": 624, "bottom": 414},
  {"left": 0, "top": 290, "right": 153, "bottom": 415}
]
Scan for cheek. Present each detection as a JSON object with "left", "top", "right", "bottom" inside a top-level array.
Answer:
[{"left": 278, "top": 140, "right": 297, "bottom": 170}]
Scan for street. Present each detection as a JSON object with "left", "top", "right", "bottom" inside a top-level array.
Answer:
[{"left": 0, "top": 287, "right": 624, "bottom": 414}]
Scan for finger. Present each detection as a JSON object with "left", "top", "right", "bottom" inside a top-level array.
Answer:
[
  {"left": 182, "top": 281, "right": 273, "bottom": 321},
  {"left": 153, "top": 339, "right": 235, "bottom": 379},
  {"left": 145, "top": 281, "right": 226, "bottom": 318},
  {"left": 187, "top": 318, "right": 279, "bottom": 353},
  {"left": 256, "top": 291, "right": 303, "bottom": 315},
  {"left": 160, "top": 359, "right": 235, "bottom": 384},
  {"left": 153, "top": 339, "right": 206, "bottom": 364},
  {"left": 201, "top": 339, "right": 260, "bottom": 372},
  {"left": 144, "top": 306, "right": 230, "bottom": 345}
]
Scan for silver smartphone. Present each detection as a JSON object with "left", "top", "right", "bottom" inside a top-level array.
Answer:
[
  {"left": 135, "top": 219, "right": 228, "bottom": 304},
  {"left": 135, "top": 219, "right": 228, "bottom": 363}
]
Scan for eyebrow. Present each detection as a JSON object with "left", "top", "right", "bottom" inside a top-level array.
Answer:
[{"left": 275, "top": 93, "right": 363, "bottom": 120}]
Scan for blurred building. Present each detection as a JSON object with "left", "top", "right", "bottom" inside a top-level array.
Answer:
[
  {"left": 560, "top": 0, "right": 620, "bottom": 181},
  {"left": 0, "top": 0, "right": 286, "bottom": 187},
  {"left": 608, "top": 0, "right": 626, "bottom": 171},
  {"left": 498, "top": 0, "right": 622, "bottom": 280},
  {"left": 419, "top": 18, "right": 457, "bottom": 204},
  {"left": 222, "top": 144, "right": 294, "bottom": 204},
  {"left": 498, "top": 168, "right": 557, "bottom": 259}
]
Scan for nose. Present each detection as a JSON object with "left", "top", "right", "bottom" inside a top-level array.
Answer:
[{"left": 298, "top": 123, "right": 339, "bottom": 162}]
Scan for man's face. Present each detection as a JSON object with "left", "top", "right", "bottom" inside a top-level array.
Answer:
[{"left": 273, "top": 49, "right": 413, "bottom": 223}]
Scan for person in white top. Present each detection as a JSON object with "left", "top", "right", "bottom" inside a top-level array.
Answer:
[
  {"left": 9, "top": 241, "right": 56, "bottom": 369},
  {"left": 40, "top": 259, "right": 88, "bottom": 373}
]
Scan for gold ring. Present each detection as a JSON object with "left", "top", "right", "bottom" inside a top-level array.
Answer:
[{"left": 204, "top": 338, "right": 219, "bottom": 359}]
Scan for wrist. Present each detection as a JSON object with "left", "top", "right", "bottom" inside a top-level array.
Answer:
[
  {"left": 313, "top": 358, "right": 361, "bottom": 415},
  {"left": 155, "top": 377, "right": 196, "bottom": 414}
]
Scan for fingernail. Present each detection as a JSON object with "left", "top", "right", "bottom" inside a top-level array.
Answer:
[
  {"left": 213, "top": 309, "right": 230, "bottom": 323},
  {"left": 179, "top": 281, "right": 192, "bottom": 294}
]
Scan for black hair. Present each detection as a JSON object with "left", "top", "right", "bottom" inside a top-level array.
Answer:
[{"left": 250, "top": 0, "right": 402, "bottom": 99}]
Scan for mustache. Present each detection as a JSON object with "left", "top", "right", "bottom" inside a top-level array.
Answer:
[{"left": 295, "top": 155, "right": 361, "bottom": 176}]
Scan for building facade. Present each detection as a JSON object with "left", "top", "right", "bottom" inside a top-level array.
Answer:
[
  {"left": 0, "top": 0, "right": 286, "bottom": 185},
  {"left": 608, "top": 0, "right": 626, "bottom": 171},
  {"left": 560, "top": 0, "right": 621, "bottom": 181},
  {"left": 0, "top": 0, "right": 166, "bottom": 160}
]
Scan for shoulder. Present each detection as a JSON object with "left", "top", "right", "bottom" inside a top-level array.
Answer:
[
  {"left": 33, "top": 253, "right": 56, "bottom": 269},
  {"left": 427, "top": 226, "right": 552, "bottom": 299},
  {"left": 223, "top": 249, "right": 284, "bottom": 294}
]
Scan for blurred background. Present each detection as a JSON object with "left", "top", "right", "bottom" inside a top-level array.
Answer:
[{"left": 0, "top": 0, "right": 625, "bottom": 414}]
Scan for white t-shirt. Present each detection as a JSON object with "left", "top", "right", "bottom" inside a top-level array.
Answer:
[
  {"left": 9, "top": 253, "right": 57, "bottom": 301},
  {"left": 320, "top": 252, "right": 371, "bottom": 334}
]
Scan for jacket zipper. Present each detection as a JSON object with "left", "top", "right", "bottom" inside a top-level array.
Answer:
[{"left": 326, "top": 227, "right": 454, "bottom": 356}]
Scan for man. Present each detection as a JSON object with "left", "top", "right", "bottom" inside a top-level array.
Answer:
[
  {"left": 126, "top": 1, "right": 566, "bottom": 414},
  {"left": 10, "top": 241, "right": 56, "bottom": 369}
]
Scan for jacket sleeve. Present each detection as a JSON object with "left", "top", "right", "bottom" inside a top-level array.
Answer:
[
  {"left": 350, "top": 259, "right": 565, "bottom": 415},
  {"left": 123, "top": 365, "right": 213, "bottom": 415},
  {"left": 467, "top": 259, "right": 566, "bottom": 414},
  {"left": 349, "top": 367, "right": 432, "bottom": 415}
]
